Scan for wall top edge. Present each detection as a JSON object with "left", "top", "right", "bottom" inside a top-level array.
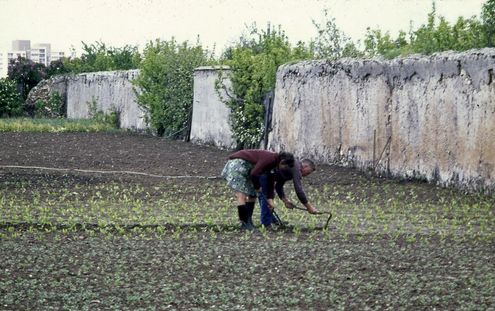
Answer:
[
  {"left": 279, "top": 48, "right": 495, "bottom": 70},
  {"left": 277, "top": 47, "right": 495, "bottom": 89}
]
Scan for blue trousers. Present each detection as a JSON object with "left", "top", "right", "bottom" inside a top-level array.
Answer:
[{"left": 258, "top": 175, "right": 277, "bottom": 226}]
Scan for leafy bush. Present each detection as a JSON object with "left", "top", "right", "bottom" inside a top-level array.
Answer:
[
  {"left": 481, "top": 0, "right": 495, "bottom": 47},
  {"left": 0, "top": 78, "right": 23, "bottom": 117},
  {"left": 46, "top": 59, "right": 71, "bottom": 77},
  {"left": 311, "top": 9, "right": 363, "bottom": 59},
  {"left": 219, "top": 25, "right": 313, "bottom": 148},
  {"left": 364, "top": 1, "right": 492, "bottom": 58},
  {"left": 64, "top": 41, "right": 141, "bottom": 74},
  {"left": 133, "top": 38, "right": 212, "bottom": 137}
]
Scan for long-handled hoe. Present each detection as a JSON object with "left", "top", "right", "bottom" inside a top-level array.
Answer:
[
  {"left": 273, "top": 206, "right": 333, "bottom": 230},
  {"left": 288, "top": 205, "right": 333, "bottom": 230}
]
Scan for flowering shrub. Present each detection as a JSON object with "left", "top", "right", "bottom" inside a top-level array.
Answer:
[
  {"left": 0, "top": 78, "right": 23, "bottom": 117},
  {"left": 34, "top": 91, "right": 64, "bottom": 118}
]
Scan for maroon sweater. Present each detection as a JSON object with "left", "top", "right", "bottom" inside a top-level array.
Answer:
[{"left": 229, "top": 149, "right": 280, "bottom": 190}]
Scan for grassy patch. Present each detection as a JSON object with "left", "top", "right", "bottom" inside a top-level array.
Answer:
[{"left": 0, "top": 118, "right": 119, "bottom": 133}]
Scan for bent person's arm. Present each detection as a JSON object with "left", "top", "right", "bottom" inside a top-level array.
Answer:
[{"left": 293, "top": 169, "right": 318, "bottom": 213}]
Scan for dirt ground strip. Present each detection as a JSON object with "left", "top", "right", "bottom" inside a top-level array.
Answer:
[
  {"left": 0, "top": 132, "right": 374, "bottom": 186},
  {"left": 0, "top": 132, "right": 468, "bottom": 198},
  {"left": 0, "top": 132, "right": 494, "bottom": 310}
]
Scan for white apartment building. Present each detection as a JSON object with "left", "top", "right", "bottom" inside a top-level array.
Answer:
[
  {"left": 50, "top": 51, "right": 65, "bottom": 63},
  {"left": 6, "top": 50, "right": 28, "bottom": 65},
  {"left": 31, "top": 43, "right": 51, "bottom": 65},
  {"left": 6, "top": 40, "right": 66, "bottom": 69}
]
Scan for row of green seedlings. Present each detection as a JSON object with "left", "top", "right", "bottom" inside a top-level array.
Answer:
[{"left": 1, "top": 179, "right": 493, "bottom": 242}]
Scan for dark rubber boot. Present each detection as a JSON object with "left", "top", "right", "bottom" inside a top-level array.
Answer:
[
  {"left": 245, "top": 201, "right": 255, "bottom": 230},
  {"left": 237, "top": 205, "right": 251, "bottom": 230}
]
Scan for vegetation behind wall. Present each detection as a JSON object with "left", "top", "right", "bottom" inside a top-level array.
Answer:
[
  {"left": 133, "top": 38, "right": 213, "bottom": 137},
  {"left": 217, "top": 25, "right": 313, "bottom": 148},
  {"left": 6, "top": 0, "right": 495, "bottom": 144}
]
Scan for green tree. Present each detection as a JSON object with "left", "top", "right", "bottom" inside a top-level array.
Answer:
[
  {"left": 450, "top": 16, "right": 485, "bottom": 50},
  {"left": 108, "top": 45, "right": 141, "bottom": 70},
  {"left": 311, "top": 9, "right": 362, "bottom": 59},
  {"left": 481, "top": 0, "right": 495, "bottom": 47},
  {"left": 133, "top": 38, "right": 212, "bottom": 137},
  {"left": 364, "top": 29, "right": 409, "bottom": 58},
  {"left": 0, "top": 78, "right": 23, "bottom": 117},
  {"left": 46, "top": 59, "right": 71, "bottom": 77},
  {"left": 364, "top": 1, "right": 488, "bottom": 58},
  {"left": 408, "top": 2, "right": 440, "bottom": 54},
  {"left": 219, "top": 24, "right": 313, "bottom": 147},
  {"left": 7, "top": 56, "right": 46, "bottom": 102}
]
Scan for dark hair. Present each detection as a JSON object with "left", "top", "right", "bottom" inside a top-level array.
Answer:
[
  {"left": 278, "top": 151, "right": 295, "bottom": 168},
  {"left": 301, "top": 159, "right": 316, "bottom": 171}
]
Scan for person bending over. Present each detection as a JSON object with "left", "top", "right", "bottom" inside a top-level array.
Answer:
[
  {"left": 258, "top": 159, "right": 319, "bottom": 228},
  {"left": 221, "top": 149, "right": 294, "bottom": 230}
]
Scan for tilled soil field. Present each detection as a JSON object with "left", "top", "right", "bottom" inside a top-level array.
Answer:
[{"left": 0, "top": 132, "right": 494, "bottom": 310}]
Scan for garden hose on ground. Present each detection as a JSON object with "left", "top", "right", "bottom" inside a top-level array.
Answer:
[{"left": 0, "top": 165, "right": 221, "bottom": 180}]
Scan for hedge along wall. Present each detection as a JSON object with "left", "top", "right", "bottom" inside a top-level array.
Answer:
[
  {"left": 190, "top": 66, "right": 236, "bottom": 149},
  {"left": 269, "top": 48, "right": 495, "bottom": 192},
  {"left": 66, "top": 70, "right": 147, "bottom": 130}
]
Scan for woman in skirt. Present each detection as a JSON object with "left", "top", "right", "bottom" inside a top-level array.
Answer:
[{"left": 221, "top": 149, "right": 295, "bottom": 230}]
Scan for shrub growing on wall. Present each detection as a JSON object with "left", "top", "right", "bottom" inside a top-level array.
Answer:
[
  {"left": 133, "top": 38, "right": 212, "bottom": 137},
  {"left": 0, "top": 78, "right": 23, "bottom": 117},
  {"left": 34, "top": 91, "right": 64, "bottom": 118}
]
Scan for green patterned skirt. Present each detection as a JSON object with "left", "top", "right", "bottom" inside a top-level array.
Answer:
[{"left": 221, "top": 159, "right": 256, "bottom": 196}]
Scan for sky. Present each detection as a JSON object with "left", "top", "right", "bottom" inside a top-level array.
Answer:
[{"left": 0, "top": 0, "right": 487, "bottom": 57}]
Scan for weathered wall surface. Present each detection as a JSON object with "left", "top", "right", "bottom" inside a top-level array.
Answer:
[
  {"left": 190, "top": 66, "right": 235, "bottom": 149},
  {"left": 269, "top": 49, "right": 495, "bottom": 192},
  {"left": 66, "top": 70, "right": 147, "bottom": 130}
]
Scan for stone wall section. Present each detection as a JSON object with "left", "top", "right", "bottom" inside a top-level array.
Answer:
[
  {"left": 269, "top": 49, "right": 495, "bottom": 192},
  {"left": 66, "top": 70, "right": 146, "bottom": 130},
  {"left": 190, "top": 66, "right": 235, "bottom": 149}
]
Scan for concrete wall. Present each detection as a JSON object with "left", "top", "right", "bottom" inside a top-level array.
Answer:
[
  {"left": 269, "top": 49, "right": 495, "bottom": 192},
  {"left": 190, "top": 66, "right": 235, "bottom": 149},
  {"left": 66, "top": 70, "right": 147, "bottom": 130}
]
